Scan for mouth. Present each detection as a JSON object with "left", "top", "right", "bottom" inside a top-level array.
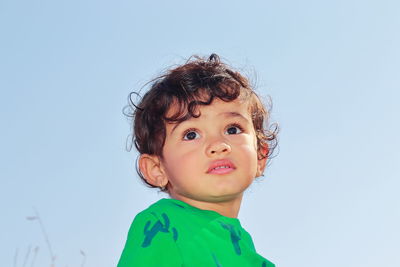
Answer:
[{"left": 207, "top": 159, "right": 236, "bottom": 175}]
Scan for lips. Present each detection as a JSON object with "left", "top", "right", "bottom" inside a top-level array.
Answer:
[{"left": 207, "top": 159, "right": 236, "bottom": 174}]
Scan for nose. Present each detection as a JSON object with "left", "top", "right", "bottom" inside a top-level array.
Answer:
[{"left": 206, "top": 140, "right": 232, "bottom": 157}]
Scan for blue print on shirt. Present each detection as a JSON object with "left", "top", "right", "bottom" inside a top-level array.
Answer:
[
  {"left": 172, "top": 203, "right": 185, "bottom": 209},
  {"left": 218, "top": 221, "right": 242, "bottom": 255},
  {"left": 212, "top": 253, "right": 222, "bottom": 267},
  {"left": 141, "top": 212, "right": 178, "bottom": 247}
]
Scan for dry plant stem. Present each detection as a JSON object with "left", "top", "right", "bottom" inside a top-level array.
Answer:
[
  {"left": 14, "top": 248, "right": 18, "bottom": 267},
  {"left": 80, "top": 250, "right": 86, "bottom": 267},
  {"left": 24, "top": 210, "right": 84, "bottom": 267},
  {"left": 22, "top": 245, "right": 31, "bottom": 267},
  {"left": 32, "top": 207, "right": 56, "bottom": 266},
  {"left": 30, "top": 246, "right": 39, "bottom": 267}
]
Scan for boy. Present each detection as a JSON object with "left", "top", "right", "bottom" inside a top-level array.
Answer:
[{"left": 118, "top": 54, "right": 277, "bottom": 266}]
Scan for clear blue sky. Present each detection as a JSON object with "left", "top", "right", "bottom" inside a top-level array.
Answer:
[{"left": 1, "top": 0, "right": 399, "bottom": 266}]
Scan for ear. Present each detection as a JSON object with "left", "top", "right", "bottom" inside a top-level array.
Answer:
[
  {"left": 256, "top": 144, "right": 269, "bottom": 177},
  {"left": 139, "top": 154, "right": 168, "bottom": 188}
]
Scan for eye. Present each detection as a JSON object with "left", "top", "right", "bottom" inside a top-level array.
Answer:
[
  {"left": 225, "top": 124, "right": 243, "bottom": 135},
  {"left": 183, "top": 129, "right": 200, "bottom": 140}
]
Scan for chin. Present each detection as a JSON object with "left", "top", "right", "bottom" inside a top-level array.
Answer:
[{"left": 207, "top": 188, "right": 245, "bottom": 199}]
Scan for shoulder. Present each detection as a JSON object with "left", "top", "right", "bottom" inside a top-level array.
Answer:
[
  {"left": 117, "top": 200, "right": 183, "bottom": 267},
  {"left": 131, "top": 203, "right": 180, "bottom": 246}
]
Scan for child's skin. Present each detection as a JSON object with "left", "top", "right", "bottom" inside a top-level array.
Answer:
[{"left": 139, "top": 97, "right": 267, "bottom": 218}]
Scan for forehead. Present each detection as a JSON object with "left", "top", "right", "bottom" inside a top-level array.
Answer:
[{"left": 165, "top": 98, "right": 252, "bottom": 129}]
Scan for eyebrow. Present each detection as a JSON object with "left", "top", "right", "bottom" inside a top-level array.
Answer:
[{"left": 170, "top": 111, "right": 249, "bottom": 134}]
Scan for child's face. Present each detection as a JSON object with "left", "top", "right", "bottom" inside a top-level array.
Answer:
[{"left": 160, "top": 98, "right": 265, "bottom": 203}]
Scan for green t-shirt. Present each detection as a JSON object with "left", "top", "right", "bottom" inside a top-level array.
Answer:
[{"left": 118, "top": 198, "right": 275, "bottom": 267}]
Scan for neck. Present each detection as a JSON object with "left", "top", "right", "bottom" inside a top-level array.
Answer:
[{"left": 170, "top": 193, "right": 244, "bottom": 218}]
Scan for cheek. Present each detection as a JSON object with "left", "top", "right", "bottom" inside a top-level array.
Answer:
[
  {"left": 239, "top": 144, "right": 258, "bottom": 162},
  {"left": 163, "top": 147, "right": 199, "bottom": 177},
  {"left": 236, "top": 139, "right": 259, "bottom": 169},
  {"left": 233, "top": 135, "right": 258, "bottom": 154}
]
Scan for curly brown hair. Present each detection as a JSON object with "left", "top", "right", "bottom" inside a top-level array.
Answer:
[{"left": 124, "top": 54, "right": 278, "bottom": 192}]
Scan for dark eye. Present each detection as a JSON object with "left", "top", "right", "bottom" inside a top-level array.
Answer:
[
  {"left": 225, "top": 125, "right": 243, "bottom": 135},
  {"left": 183, "top": 130, "right": 200, "bottom": 140}
]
